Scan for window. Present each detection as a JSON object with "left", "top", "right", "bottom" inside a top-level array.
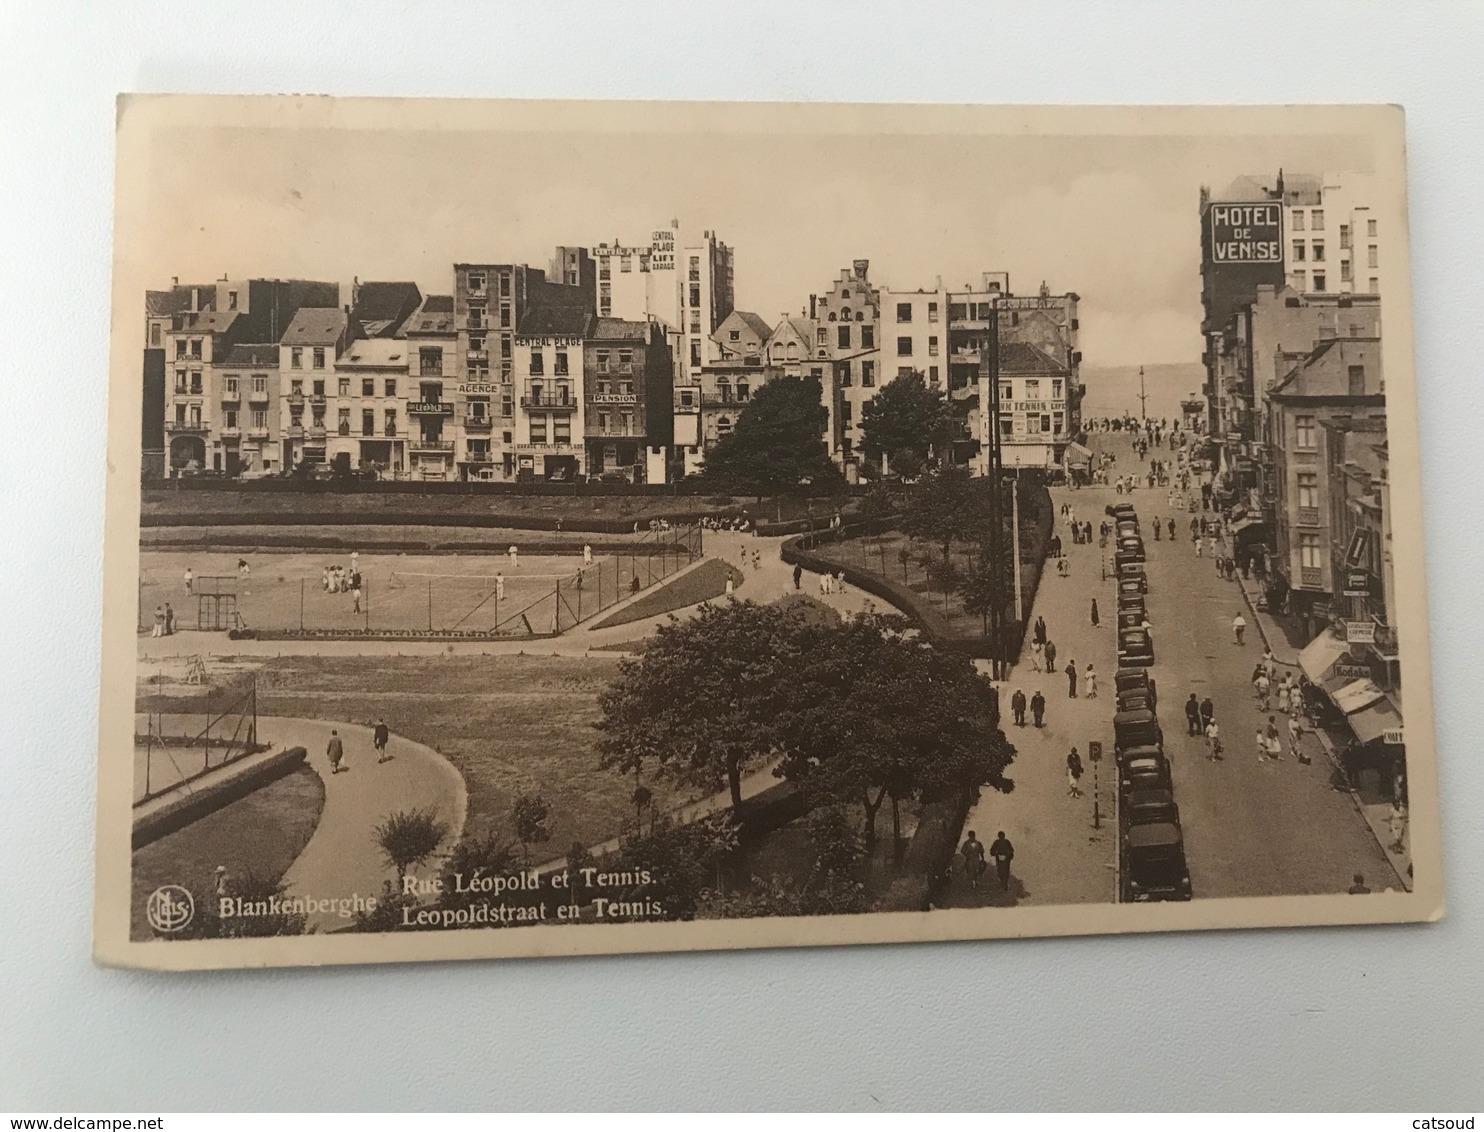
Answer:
[
  {"left": 227, "top": 290, "right": 238, "bottom": 310},
  {"left": 928, "top": 302, "right": 939, "bottom": 322},
  {"left": 499, "top": 303, "right": 511, "bottom": 327},
  {"left": 312, "top": 380, "right": 325, "bottom": 397},
  {"left": 338, "top": 378, "right": 351, "bottom": 397},
  {"left": 736, "top": 381, "right": 749, "bottom": 402},
  {"left": 338, "top": 408, "right": 351, "bottom": 435},
  {"left": 1348, "top": 364, "right": 1366, "bottom": 396},
  {"left": 896, "top": 302, "right": 912, "bottom": 323},
  {"left": 999, "top": 416, "right": 1013, "bottom": 437},
  {"left": 251, "top": 374, "right": 266, "bottom": 395},
  {"left": 190, "top": 338, "right": 202, "bottom": 359},
  {"left": 1299, "top": 533, "right": 1323, "bottom": 570},
  {"left": 839, "top": 363, "right": 853, "bottom": 388},
  {"left": 596, "top": 350, "right": 610, "bottom": 373},
  {"left": 1367, "top": 245, "right": 1379, "bottom": 268},
  {"left": 689, "top": 285, "right": 701, "bottom": 308},
  {"left": 620, "top": 256, "right": 632, "bottom": 273},
  {"left": 816, "top": 328, "right": 827, "bottom": 346},
  {"left": 529, "top": 350, "right": 544, "bottom": 376},
  {"left": 597, "top": 410, "right": 610, "bottom": 432},
  {"left": 1339, "top": 224, "right": 1351, "bottom": 250},
  {"left": 554, "top": 351, "right": 568, "bottom": 376},
  {"left": 1025, "top": 379, "right": 1041, "bottom": 397},
  {"left": 619, "top": 379, "right": 634, "bottom": 397},
  {"left": 290, "top": 404, "right": 303, "bottom": 426},
  {"left": 290, "top": 348, "right": 304, "bottom": 369},
  {"left": 1297, "top": 472, "right": 1318, "bottom": 508},
  {"left": 898, "top": 367, "right": 913, "bottom": 379},
  {"left": 1369, "top": 277, "right": 1379, "bottom": 295},
  {"left": 312, "top": 405, "right": 325, "bottom": 427},
  {"left": 224, "top": 375, "right": 239, "bottom": 395},
  {"left": 841, "top": 403, "right": 852, "bottom": 425},
  {"left": 385, "top": 408, "right": 397, "bottom": 435},
  {"left": 1040, "top": 413, "right": 1052, "bottom": 433},
  {"left": 313, "top": 347, "right": 326, "bottom": 369},
  {"left": 729, "top": 330, "right": 741, "bottom": 342},
  {"left": 1312, "top": 209, "right": 1324, "bottom": 231},
  {"left": 150, "top": 324, "right": 162, "bottom": 347},
  {"left": 385, "top": 379, "right": 397, "bottom": 397},
  {"left": 501, "top": 394, "right": 513, "bottom": 418},
  {"left": 175, "top": 339, "right": 186, "bottom": 359},
  {"left": 1291, "top": 270, "right": 1307, "bottom": 291},
  {"left": 689, "top": 340, "right": 701, "bottom": 367},
  {"left": 838, "top": 325, "right": 851, "bottom": 350},
  {"left": 949, "top": 303, "right": 967, "bottom": 321},
  {"left": 841, "top": 290, "right": 850, "bottom": 300},
  {"left": 861, "top": 361, "right": 875, "bottom": 388},
  {"left": 175, "top": 403, "right": 186, "bottom": 424},
  {"left": 1312, "top": 272, "right": 1327, "bottom": 292},
  {"left": 1027, "top": 414, "right": 1042, "bottom": 434},
  {"left": 553, "top": 417, "right": 571, "bottom": 444},
  {"left": 362, "top": 410, "right": 375, "bottom": 436},
  {"left": 1053, "top": 413, "right": 1064, "bottom": 435},
  {"left": 362, "top": 378, "right": 375, "bottom": 397},
  {"left": 688, "top": 256, "right": 700, "bottom": 281},
  {"left": 1295, "top": 415, "right": 1316, "bottom": 449},
  {"left": 618, "top": 410, "right": 633, "bottom": 434},
  {"left": 469, "top": 334, "right": 486, "bottom": 353},
  {"left": 468, "top": 303, "right": 486, "bottom": 329},
  {"left": 1312, "top": 240, "right": 1325, "bottom": 262},
  {"left": 928, "top": 336, "right": 939, "bottom": 356},
  {"left": 1341, "top": 261, "right": 1352, "bottom": 283},
  {"left": 224, "top": 409, "right": 238, "bottom": 429},
  {"left": 598, "top": 259, "right": 611, "bottom": 280},
  {"left": 1367, "top": 218, "right": 1378, "bottom": 237},
  {"left": 1052, "top": 379, "right": 1063, "bottom": 399},
  {"left": 679, "top": 388, "right": 695, "bottom": 408},
  {"left": 530, "top": 414, "right": 548, "bottom": 444},
  {"left": 1000, "top": 383, "right": 1012, "bottom": 402},
  {"left": 861, "top": 326, "right": 874, "bottom": 349},
  {"left": 929, "top": 366, "right": 939, "bottom": 384},
  {"left": 290, "top": 378, "right": 303, "bottom": 395},
  {"left": 190, "top": 371, "right": 203, "bottom": 394},
  {"left": 251, "top": 409, "right": 267, "bottom": 430},
  {"left": 1292, "top": 241, "right": 1306, "bottom": 262},
  {"left": 896, "top": 336, "right": 912, "bottom": 356},
  {"left": 1291, "top": 210, "right": 1305, "bottom": 232},
  {"left": 468, "top": 272, "right": 486, "bottom": 293}
]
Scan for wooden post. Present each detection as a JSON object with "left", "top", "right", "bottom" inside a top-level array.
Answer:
[{"left": 427, "top": 579, "right": 433, "bottom": 632}]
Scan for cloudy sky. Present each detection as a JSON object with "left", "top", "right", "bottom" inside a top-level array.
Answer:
[{"left": 133, "top": 107, "right": 1373, "bottom": 367}]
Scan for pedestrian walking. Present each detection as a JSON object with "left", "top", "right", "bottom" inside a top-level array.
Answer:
[
  {"left": 1255, "top": 671, "right": 1270, "bottom": 711},
  {"left": 1199, "top": 696, "right": 1215, "bottom": 730},
  {"left": 1167, "top": 518, "right": 1176, "bottom": 541},
  {"left": 1348, "top": 873, "right": 1371, "bottom": 895},
  {"left": 1276, "top": 682, "right": 1291, "bottom": 715},
  {"left": 1010, "top": 688, "right": 1028, "bottom": 727},
  {"left": 327, "top": 729, "right": 346, "bottom": 775},
  {"left": 373, "top": 718, "right": 391, "bottom": 763},
  {"left": 1195, "top": 538, "right": 1203, "bottom": 558},
  {"left": 495, "top": 572, "right": 505, "bottom": 601},
  {"left": 1065, "top": 660, "right": 1079, "bottom": 698},
  {"left": 1265, "top": 727, "right": 1284, "bottom": 762},
  {"left": 1044, "top": 640, "right": 1057, "bottom": 674},
  {"left": 1030, "top": 690, "right": 1046, "bottom": 728},
  {"left": 1288, "top": 715, "right": 1308, "bottom": 762},
  {"left": 834, "top": 570, "right": 845, "bottom": 592},
  {"left": 152, "top": 605, "right": 165, "bottom": 638},
  {"left": 352, "top": 585, "right": 362, "bottom": 614},
  {"left": 1232, "top": 612, "right": 1247, "bottom": 645},
  {"left": 961, "top": 831, "right": 987, "bottom": 890},
  {"left": 1153, "top": 518, "right": 1162, "bottom": 541},
  {"left": 1034, "top": 615, "right": 1047, "bottom": 644},
  {"left": 164, "top": 602, "right": 175, "bottom": 635},
  {"left": 1084, "top": 664, "right": 1098, "bottom": 699},
  {"left": 1066, "top": 748, "right": 1085, "bottom": 797},
  {"left": 1090, "top": 597, "right": 1100, "bottom": 628},
  {"left": 1184, "top": 693, "right": 1202, "bottom": 735},
  {"left": 183, "top": 567, "right": 193, "bottom": 594},
  {"left": 793, "top": 563, "right": 803, "bottom": 591},
  {"left": 1205, "top": 720, "right": 1223, "bottom": 761},
  {"left": 1387, "top": 801, "right": 1408, "bottom": 853},
  {"left": 350, "top": 550, "right": 359, "bottom": 573},
  {"left": 989, "top": 831, "right": 1015, "bottom": 891},
  {"left": 583, "top": 544, "right": 594, "bottom": 565},
  {"left": 1031, "top": 639, "right": 1045, "bottom": 672}
]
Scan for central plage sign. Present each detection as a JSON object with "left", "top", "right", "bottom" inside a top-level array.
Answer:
[{"left": 1208, "top": 201, "right": 1282, "bottom": 263}]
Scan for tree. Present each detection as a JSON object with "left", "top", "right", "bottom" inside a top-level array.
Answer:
[
  {"left": 511, "top": 792, "right": 552, "bottom": 865},
  {"left": 701, "top": 376, "right": 838, "bottom": 498},
  {"left": 773, "top": 614, "right": 1014, "bottom": 856},
  {"left": 373, "top": 806, "right": 450, "bottom": 884},
  {"left": 607, "top": 812, "right": 741, "bottom": 921},
  {"left": 858, "top": 371, "right": 948, "bottom": 473},
  {"left": 899, "top": 465, "right": 994, "bottom": 569},
  {"left": 436, "top": 828, "right": 521, "bottom": 916},
  {"left": 595, "top": 601, "right": 813, "bottom": 810}
]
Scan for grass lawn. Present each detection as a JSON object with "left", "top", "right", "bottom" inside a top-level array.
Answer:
[
  {"left": 249, "top": 654, "right": 684, "bottom": 859},
  {"left": 589, "top": 559, "right": 744, "bottom": 629},
  {"left": 130, "top": 765, "right": 324, "bottom": 940}
]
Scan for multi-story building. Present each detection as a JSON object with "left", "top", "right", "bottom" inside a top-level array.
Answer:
[
  {"left": 217, "top": 344, "right": 279, "bottom": 476},
  {"left": 511, "top": 306, "right": 589, "bottom": 482},
  {"left": 676, "top": 230, "right": 735, "bottom": 383},
  {"left": 278, "top": 306, "right": 358, "bottom": 471},
  {"left": 990, "top": 342, "right": 1077, "bottom": 470},
  {"left": 397, "top": 294, "right": 460, "bottom": 481},
  {"left": 1324, "top": 419, "right": 1399, "bottom": 687},
  {"left": 979, "top": 285, "right": 1082, "bottom": 472},
  {"left": 1267, "top": 336, "right": 1385, "bottom": 638},
  {"left": 811, "top": 260, "right": 881, "bottom": 468},
  {"left": 162, "top": 307, "right": 245, "bottom": 474},
  {"left": 327, "top": 338, "right": 410, "bottom": 475},
  {"left": 1286, "top": 173, "right": 1384, "bottom": 300},
  {"left": 671, "top": 309, "right": 772, "bottom": 475},
  {"left": 585, "top": 318, "right": 674, "bottom": 483}
]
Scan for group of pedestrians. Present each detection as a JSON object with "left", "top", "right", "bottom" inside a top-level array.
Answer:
[{"left": 325, "top": 718, "right": 393, "bottom": 776}]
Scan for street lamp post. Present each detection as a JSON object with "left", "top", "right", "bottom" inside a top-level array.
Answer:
[{"left": 984, "top": 294, "right": 1007, "bottom": 680}]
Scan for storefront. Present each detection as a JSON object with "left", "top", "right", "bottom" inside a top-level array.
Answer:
[{"left": 1296, "top": 628, "right": 1406, "bottom": 799}]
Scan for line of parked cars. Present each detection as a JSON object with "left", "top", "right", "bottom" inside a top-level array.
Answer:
[{"left": 1109, "top": 501, "right": 1193, "bottom": 904}]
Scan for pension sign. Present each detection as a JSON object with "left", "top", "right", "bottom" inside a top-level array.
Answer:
[{"left": 1208, "top": 201, "right": 1282, "bottom": 264}]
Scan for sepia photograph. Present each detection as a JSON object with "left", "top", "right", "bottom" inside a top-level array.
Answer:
[{"left": 93, "top": 97, "right": 1442, "bottom": 970}]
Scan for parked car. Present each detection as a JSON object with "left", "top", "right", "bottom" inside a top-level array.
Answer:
[
  {"left": 1114, "top": 709, "right": 1163, "bottom": 753},
  {"left": 1117, "top": 563, "right": 1148, "bottom": 594},
  {"left": 1121, "top": 822, "right": 1193, "bottom": 902},
  {"left": 1117, "top": 593, "right": 1147, "bottom": 616},
  {"left": 1118, "top": 627, "right": 1155, "bottom": 666},
  {"left": 1106, "top": 503, "right": 1138, "bottom": 523},
  {"left": 1122, "top": 788, "right": 1180, "bottom": 828},
  {"left": 1117, "top": 689, "right": 1152, "bottom": 714},
  {"left": 1119, "top": 752, "right": 1172, "bottom": 794},
  {"left": 1114, "top": 668, "right": 1150, "bottom": 696},
  {"left": 1117, "top": 540, "right": 1146, "bottom": 565},
  {"left": 1117, "top": 610, "right": 1147, "bottom": 632},
  {"left": 1117, "top": 577, "right": 1146, "bottom": 599}
]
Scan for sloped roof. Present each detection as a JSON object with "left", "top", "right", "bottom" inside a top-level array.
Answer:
[
  {"left": 281, "top": 307, "right": 349, "bottom": 346},
  {"left": 352, "top": 282, "right": 422, "bottom": 337},
  {"left": 339, "top": 339, "right": 409, "bottom": 368},
  {"left": 767, "top": 316, "right": 815, "bottom": 346},
  {"left": 592, "top": 317, "right": 649, "bottom": 341},
  {"left": 1213, "top": 174, "right": 1279, "bottom": 203},
  {"left": 735, "top": 311, "right": 773, "bottom": 340},
  {"left": 173, "top": 310, "right": 240, "bottom": 335},
  {"left": 519, "top": 306, "right": 594, "bottom": 339},
  {"left": 221, "top": 343, "right": 279, "bottom": 367},
  {"left": 998, "top": 341, "right": 1068, "bottom": 375},
  {"left": 402, "top": 295, "right": 455, "bottom": 336},
  {"left": 1270, "top": 337, "right": 1382, "bottom": 398}
]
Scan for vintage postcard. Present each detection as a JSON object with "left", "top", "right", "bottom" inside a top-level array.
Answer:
[{"left": 95, "top": 97, "right": 1443, "bottom": 971}]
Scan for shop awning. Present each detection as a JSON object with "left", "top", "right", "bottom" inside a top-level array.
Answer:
[
  {"left": 1332, "top": 678, "right": 1386, "bottom": 715},
  {"left": 1298, "top": 630, "right": 1349, "bottom": 683},
  {"left": 1065, "top": 441, "right": 1094, "bottom": 467},
  {"left": 1230, "top": 516, "right": 1269, "bottom": 545},
  {"left": 1347, "top": 695, "right": 1404, "bottom": 746}
]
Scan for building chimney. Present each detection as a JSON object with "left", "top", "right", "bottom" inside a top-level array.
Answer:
[
  {"left": 854, "top": 259, "right": 869, "bottom": 279},
  {"left": 171, "top": 276, "right": 178, "bottom": 287},
  {"left": 810, "top": 295, "right": 817, "bottom": 319}
]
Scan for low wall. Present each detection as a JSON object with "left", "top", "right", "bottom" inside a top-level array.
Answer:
[
  {"left": 141, "top": 531, "right": 676, "bottom": 557},
  {"left": 132, "top": 746, "right": 308, "bottom": 850}
]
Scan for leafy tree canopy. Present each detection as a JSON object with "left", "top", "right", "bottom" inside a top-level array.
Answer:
[
  {"left": 859, "top": 371, "right": 948, "bottom": 473},
  {"left": 702, "top": 376, "right": 838, "bottom": 495}
]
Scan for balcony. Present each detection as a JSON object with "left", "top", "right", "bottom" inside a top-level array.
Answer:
[
  {"left": 588, "top": 427, "right": 645, "bottom": 439},
  {"left": 309, "top": 393, "right": 327, "bottom": 405},
  {"left": 285, "top": 392, "right": 304, "bottom": 405},
  {"left": 408, "top": 401, "right": 455, "bottom": 416},
  {"left": 384, "top": 427, "right": 401, "bottom": 438},
  {"left": 287, "top": 424, "right": 304, "bottom": 439},
  {"left": 521, "top": 393, "right": 578, "bottom": 410},
  {"left": 462, "top": 452, "right": 494, "bottom": 464},
  {"left": 466, "top": 350, "right": 488, "bottom": 363},
  {"left": 248, "top": 389, "right": 270, "bottom": 403},
  {"left": 220, "top": 390, "right": 240, "bottom": 404},
  {"left": 247, "top": 427, "right": 270, "bottom": 440},
  {"left": 1300, "top": 566, "right": 1324, "bottom": 588},
  {"left": 165, "top": 419, "right": 208, "bottom": 434},
  {"left": 173, "top": 387, "right": 204, "bottom": 398},
  {"left": 410, "top": 437, "right": 455, "bottom": 452},
  {"left": 219, "top": 427, "right": 241, "bottom": 439},
  {"left": 307, "top": 426, "right": 327, "bottom": 440},
  {"left": 463, "top": 415, "right": 493, "bottom": 431}
]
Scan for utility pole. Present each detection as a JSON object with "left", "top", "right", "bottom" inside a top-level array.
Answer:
[
  {"left": 984, "top": 295, "right": 1006, "bottom": 681},
  {"left": 1138, "top": 365, "right": 1149, "bottom": 421},
  {"left": 1011, "top": 467, "right": 1023, "bottom": 624}
]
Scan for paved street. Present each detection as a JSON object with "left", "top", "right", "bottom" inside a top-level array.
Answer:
[{"left": 946, "top": 426, "right": 1396, "bottom": 907}]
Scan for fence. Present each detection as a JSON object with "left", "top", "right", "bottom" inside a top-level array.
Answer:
[
  {"left": 552, "top": 523, "right": 703, "bottom": 634},
  {"left": 135, "top": 676, "right": 263, "bottom": 804}
]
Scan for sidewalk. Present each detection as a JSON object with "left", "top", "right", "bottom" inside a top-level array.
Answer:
[
  {"left": 1232, "top": 570, "right": 1300, "bottom": 667},
  {"left": 271, "top": 717, "right": 469, "bottom": 931}
]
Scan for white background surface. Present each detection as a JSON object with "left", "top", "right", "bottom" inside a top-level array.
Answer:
[{"left": 2, "top": 1, "right": 1481, "bottom": 1112}]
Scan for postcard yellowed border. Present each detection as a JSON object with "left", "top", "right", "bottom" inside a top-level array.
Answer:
[{"left": 95, "top": 97, "right": 1444, "bottom": 971}]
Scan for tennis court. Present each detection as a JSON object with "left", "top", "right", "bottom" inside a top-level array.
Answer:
[{"left": 138, "top": 526, "right": 701, "bottom": 637}]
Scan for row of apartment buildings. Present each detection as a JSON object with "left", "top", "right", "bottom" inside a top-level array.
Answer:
[
  {"left": 1198, "top": 171, "right": 1402, "bottom": 760},
  {"left": 145, "top": 224, "right": 1082, "bottom": 485}
]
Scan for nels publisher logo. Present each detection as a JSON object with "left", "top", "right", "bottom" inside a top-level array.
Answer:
[{"left": 146, "top": 885, "right": 195, "bottom": 934}]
